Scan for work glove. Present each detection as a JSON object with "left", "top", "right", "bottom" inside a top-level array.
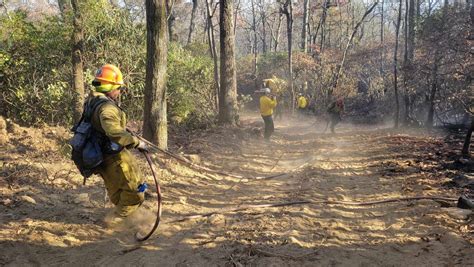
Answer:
[{"left": 136, "top": 140, "right": 149, "bottom": 152}]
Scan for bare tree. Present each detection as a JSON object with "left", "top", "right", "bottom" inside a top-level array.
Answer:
[
  {"left": 320, "top": 0, "right": 329, "bottom": 53},
  {"left": 269, "top": 11, "right": 283, "bottom": 52},
  {"left": 301, "top": 0, "right": 310, "bottom": 52},
  {"left": 393, "top": 0, "right": 403, "bottom": 128},
  {"left": 167, "top": 0, "right": 176, "bottom": 41},
  {"left": 281, "top": 0, "right": 295, "bottom": 111},
  {"left": 380, "top": 0, "right": 385, "bottom": 84},
  {"left": 251, "top": 0, "right": 258, "bottom": 89},
  {"left": 218, "top": 0, "right": 239, "bottom": 125},
  {"left": 71, "top": 0, "right": 84, "bottom": 124},
  {"left": 331, "top": 2, "right": 378, "bottom": 94},
  {"left": 144, "top": 0, "right": 168, "bottom": 149},
  {"left": 187, "top": 0, "right": 198, "bottom": 44},
  {"left": 426, "top": 53, "right": 441, "bottom": 127},
  {"left": 234, "top": 0, "right": 241, "bottom": 34},
  {"left": 401, "top": 0, "right": 416, "bottom": 125},
  {"left": 258, "top": 0, "right": 268, "bottom": 53},
  {"left": 402, "top": 0, "right": 410, "bottom": 125},
  {"left": 426, "top": 0, "right": 449, "bottom": 128},
  {"left": 205, "top": 0, "right": 220, "bottom": 110}
]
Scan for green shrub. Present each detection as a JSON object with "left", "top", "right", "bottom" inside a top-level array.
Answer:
[{"left": 0, "top": 2, "right": 217, "bottom": 129}]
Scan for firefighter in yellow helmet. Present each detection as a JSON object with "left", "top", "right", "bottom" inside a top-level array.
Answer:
[
  {"left": 297, "top": 93, "right": 308, "bottom": 117},
  {"left": 87, "top": 64, "right": 148, "bottom": 222},
  {"left": 259, "top": 88, "right": 277, "bottom": 140}
]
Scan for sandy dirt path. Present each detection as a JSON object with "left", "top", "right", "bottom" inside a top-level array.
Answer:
[{"left": 1, "top": 115, "right": 472, "bottom": 266}]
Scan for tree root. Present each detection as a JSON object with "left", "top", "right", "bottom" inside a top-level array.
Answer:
[{"left": 166, "top": 196, "right": 457, "bottom": 223}]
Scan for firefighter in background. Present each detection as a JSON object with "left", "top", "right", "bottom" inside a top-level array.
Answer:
[
  {"left": 259, "top": 88, "right": 277, "bottom": 140},
  {"left": 263, "top": 75, "right": 286, "bottom": 120},
  {"left": 297, "top": 93, "right": 308, "bottom": 116},
  {"left": 326, "top": 97, "right": 345, "bottom": 133}
]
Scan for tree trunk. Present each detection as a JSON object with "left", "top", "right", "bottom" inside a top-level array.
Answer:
[
  {"left": 408, "top": 0, "right": 415, "bottom": 61},
  {"left": 144, "top": 0, "right": 168, "bottom": 149},
  {"left": 218, "top": 0, "right": 239, "bottom": 125},
  {"left": 205, "top": 0, "right": 220, "bottom": 110},
  {"left": 462, "top": 118, "right": 473, "bottom": 156},
  {"left": 402, "top": 0, "right": 410, "bottom": 125},
  {"left": 71, "top": 0, "right": 84, "bottom": 124},
  {"left": 312, "top": 7, "right": 324, "bottom": 50},
  {"left": 167, "top": 1, "right": 176, "bottom": 41},
  {"left": 380, "top": 0, "right": 385, "bottom": 82},
  {"left": 234, "top": 0, "right": 241, "bottom": 34},
  {"left": 187, "top": 0, "right": 198, "bottom": 45},
  {"left": 282, "top": 0, "right": 295, "bottom": 112},
  {"left": 426, "top": 0, "right": 449, "bottom": 128},
  {"left": 261, "top": 5, "right": 268, "bottom": 53},
  {"left": 274, "top": 12, "right": 283, "bottom": 52},
  {"left": 301, "top": 0, "right": 310, "bottom": 52},
  {"left": 426, "top": 54, "right": 440, "bottom": 128},
  {"left": 320, "top": 1, "right": 328, "bottom": 53},
  {"left": 251, "top": 0, "right": 258, "bottom": 89},
  {"left": 393, "top": 0, "right": 403, "bottom": 128}
]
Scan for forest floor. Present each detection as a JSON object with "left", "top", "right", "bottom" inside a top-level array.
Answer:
[{"left": 0, "top": 113, "right": 473, "bottom": 266}]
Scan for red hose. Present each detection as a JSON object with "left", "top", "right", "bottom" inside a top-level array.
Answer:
[{"left": 135, "top": 151, "right": 162, "bottom": 241}]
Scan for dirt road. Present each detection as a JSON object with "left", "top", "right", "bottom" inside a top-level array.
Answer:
[{"left": 1, "top": 115, "right": 472, "bottom": 266}]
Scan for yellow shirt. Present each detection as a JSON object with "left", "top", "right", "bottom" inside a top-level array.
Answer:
[
  {"left": 297, "top": 96, "right": 308, "bottom": 109},
  {"left": 260, "top": 95, "right": 277, "bottom": 116}
]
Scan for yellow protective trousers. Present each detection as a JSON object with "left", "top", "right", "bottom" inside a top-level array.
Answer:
[{"left": 97, "top": 149, "right": 144, "bottom": 217}]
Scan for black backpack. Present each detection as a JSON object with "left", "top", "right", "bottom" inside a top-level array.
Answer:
[{"left": 70, "top": 97, "right": 110, "bottom": 178}]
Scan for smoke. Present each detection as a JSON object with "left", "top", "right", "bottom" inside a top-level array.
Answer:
[{"left": 103, "top": 206, "right": 157, "bottom": 234}]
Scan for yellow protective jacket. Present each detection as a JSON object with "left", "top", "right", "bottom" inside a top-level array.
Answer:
[
  {"left": 297, "top": 96, "right": 308, "bottom": 109},
  {"left": 88, "top": 91, "right": 144, "bottom": 216},
  {"left": 89, "top": 91, "right": 139, "bottom": 149},
  {"left": 260, "top": 95, "right": 277, "bottom": 116}
]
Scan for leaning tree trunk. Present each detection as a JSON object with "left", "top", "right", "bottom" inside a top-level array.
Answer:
[
  {"left": 144, "top": 0, "right": 168, "bottom": 150},
  {"left": 71, "top": 0, "right": 84, "bottom": 124},
  {"left": 218, "top": 0, "right": 239, "bottom": 125},
  {"left": 273, "top": 12, "right": 283, "bottom": 52},
  {"left": 187, "top": 0, "right": 198, "bottom": 45},
  {"left": 331, "top": 2, "right": 378, "bottom": 94},
  {"left": 393, "top": 0, "right": 403, "bottom": 128}
]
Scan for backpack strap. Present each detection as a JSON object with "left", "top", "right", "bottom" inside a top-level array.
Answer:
[{"left": 83, "top": 97, "right": 111, "bottom": 122}]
